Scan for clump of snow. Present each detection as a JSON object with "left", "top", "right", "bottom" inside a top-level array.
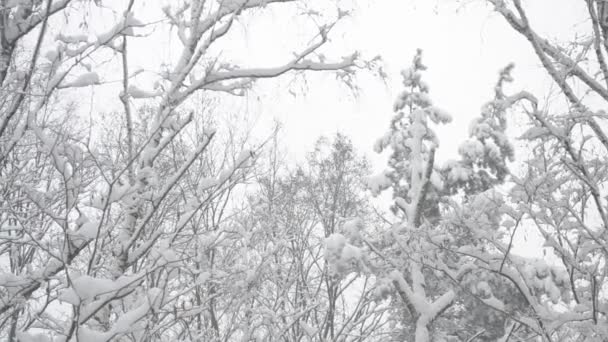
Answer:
[
  {"left": 366, "top": 171, "right": 391, "bottom": 195},
  {"left": 150, "top": 239, "right": 178, "bottom": 264},
  {"left": 15, "top": 332, "right": 52, "bottom": 342},
  {"left": 90, "top": 191, "right": 106, "bottom": 209},
  {"left": 430, "top": 170, "right": 443, "bottom": 190},
  {"left": 68, "top": 275, "right": 136, "bottom": 303},
  {"left": 342, "top": 218, "right": 363, "bottom": 242},
  {"left": 395, "top": 197, "right": 409, "bottom": 212},
  {"left": 519, "top": 126, "right": 551, "bottom": 140},
  {"left": 235, "top": 150, "right": 254, "bottom": 168},
  {"left": 198, "top": 177, "right": 218, "bottom": 191},
  {"left": 484, "top": 138, "right": 501, "bottom": 159},
  {"left": 443, "top": 160, "right": 471, "bottom": 183},
  {"left": 58, "top": 287, "right": 80, "bottom": 305},
  {"left": 458, "top": 140, "right": 484, "bottom": 161},
  {"left": 108, "top": 181, "right": 131, "bottom": 203},
  {"left": 44, "top": 49, "right": 59, "bottom": 62},
  {"left": 373, "top": 133, "right": 391, "bottom": 153},
  {"left": 393, "top": 90, "right": 410, "bottom": 111},
  {"left": 0, "top": 273, "right": 25, "bottom": 287},
  {"left": 218, "top": 169, "right": 233, "bottom": 183},
  {"left": 475, "top": 281, "right": 491, "bottom": 296},
  {"left": 372, "top": 277, "right": 393, "bottom": 301},
  {"left": 299, "top": 321, "right": 317, "bottom": 337},
  {"left": 77, "top": 220, "right": 99, "bottom": 240},
  {"left": 203, "top": 127, "right": 217, "bottom": 136},
  {"left": 400, "top": 67, "right": 422, "bottom": 87},
  {"left": 137, "top": 166, "right": 159, "bottom": 187},
  {"left": 56, "top": 33, "right": 88, "bottom": 44},
  {"left": 197, "top": 272, "right": 210, "bottom": 285},
  {"left": 325, "top": 233, "right": 365, "bottom": 276},
  {"left": 125, "top": 12, "right": 144, "bottom": 27},
  {"left": 518, "top": 258, "right": 566, "bottom": 304},
  {"left": 127, "top": 84, "right": 162, "bottom": 99},
  {"left": 58, "top": 72, "right": 100, "bottom": 88},
  {"left": 427, "top": 106, "right": 452, "bottom": 123}
]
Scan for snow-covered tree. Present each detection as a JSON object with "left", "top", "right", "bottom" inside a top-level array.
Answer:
[
  {"left": 0, "top": 1, "right": 362, "bottom": 341},
  {"left": 349, "top": 50, "right": 459, "bottom": 342},
  {"left": 236, "top": 134, "right": 388, "bottom": 341},
  {"left": 337, "top": 51, "right": 548, "bottom": 341},
  {"left": 382, "top": 1, "right": 608, "bottom": 339},
  {"left": 448, "top": 0, "right": 608, "bottom": 339}
]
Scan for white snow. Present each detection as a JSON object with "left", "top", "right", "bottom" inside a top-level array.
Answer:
[
  {"left": 299, "top": 321, "right": 318, "bottom": 337},
  {"left": 58, "top": 72, "right": 100, "bottom": 88},
  {"left": 366, "top": 171, "right": 391, "bottom": 195},
  {"left": 520, "top": 126, "right": 551, "bottom": 140},
  {"left": 71, "top": 275, "right": 136, "bottom": 302},
  {"left": 458, "top": 140, "right": 484, "bottom": 160},
  {"left": 235, "top": 150, "right": 254, "bottom": 168},
  {"left": 127, "top": 84, "right": 162, "bottom": 98},
  {"left": 198, "top": 177, "right": 218, "bottom": 191},
  {"left": 15, "top": 332, "right": 52, "bottom": 342},
  {"left": 76, "top": 217, "right": 100, "bottom": 240},
  {"left": 427, "top": 106, "right": 452, "bottom": 123}
]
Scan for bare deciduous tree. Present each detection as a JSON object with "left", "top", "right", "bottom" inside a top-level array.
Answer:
[{"left": 0, "top": 1, "right": 362, "bottom": 341}]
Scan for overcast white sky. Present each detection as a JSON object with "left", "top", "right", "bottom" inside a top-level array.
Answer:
[
  {"left": 79, "top": 0, "right": 587, "bottom": 170},
  {"left": 232, "top": 0, "right": 586, "bottom": 258},
  {"left": 246, "top": 0, "right": 587, "bottom": 166}
]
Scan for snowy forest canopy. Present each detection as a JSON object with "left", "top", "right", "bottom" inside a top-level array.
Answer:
[{"left": 0, "top": 0, "right": 607, "bottom": 341}]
